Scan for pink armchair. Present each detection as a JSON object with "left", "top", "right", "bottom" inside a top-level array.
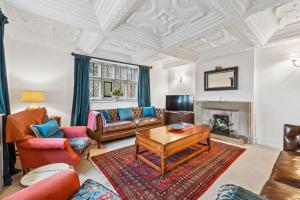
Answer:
[{"left": 6, "top": 109, "right": 91, "bottom": 172}]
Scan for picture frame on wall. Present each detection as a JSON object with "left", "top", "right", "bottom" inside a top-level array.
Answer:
[{"left": 103, "top": 81, "right": 113, "bottom": 97}]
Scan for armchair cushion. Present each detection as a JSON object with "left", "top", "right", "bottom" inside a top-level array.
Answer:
[
  {"left": 62, "top": 126, "right": 88, "bottom": 138},
  {"left": 70, "top": 179, "right": 121, "bottom": 200},
  {"left": 17, "top": 138, "right": 68, "bottom": 150},
  {"left": 69, "top": 137, "right": 91, "bottom": 155},
  {"left": 33, "top": 120, "right": 64, "bottom": 138}
]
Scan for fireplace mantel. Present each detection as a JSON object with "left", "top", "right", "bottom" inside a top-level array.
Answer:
[{"left": 195, "top": 100, "right": 254, "bottom": 144}]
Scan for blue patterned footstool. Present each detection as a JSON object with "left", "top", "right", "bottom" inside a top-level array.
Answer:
[
  {"left": 70, "top": 179, "right": 121, "bottom": 200},
  {"left": 216, "top": 184, "right": 264, "bottom": 200}
]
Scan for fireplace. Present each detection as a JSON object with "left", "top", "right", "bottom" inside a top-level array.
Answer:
[
  {"left": 196, "top": 101, "right": 253, "bottom": 145},
  {"left": 210, "top": 114, "right": 232, "bottom": 135}
]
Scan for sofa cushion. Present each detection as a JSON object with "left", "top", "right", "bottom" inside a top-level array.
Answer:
[
  {"left": 101, "top": 111, "right": 111, "bottom": 122},
  {"left": 103, "top": 121, "right": 136, "bottom": 134},
  {"left": 260, "top": 180, "right": 300, "bottom": 200},
  {"left": 143, "top": 106, "right": 155, "bottom": 117},
  {"left": 68, "top": 137, "right": 91, "bottom": 155},
  {"left": 270, "top": 151, "right": 300, "bottom": 189},
  {"left": 118, "top": 108, "right": 134, "bottom": 120},
  {"left": 216, "top": 184, "right": 263, "bottom": 200},
  {"left": 135, "top": 117, "right": 161, "bottom": 127},
  {"left": 71, "top": 179, "right": 121, "bottom": 200}
]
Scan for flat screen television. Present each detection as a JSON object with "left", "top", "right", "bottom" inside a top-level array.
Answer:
[{"left": 166, "top": 95, "right": 194, "bottom": 112}]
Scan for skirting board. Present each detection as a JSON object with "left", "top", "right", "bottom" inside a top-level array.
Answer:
[{"left": 254, "top": 137, "right": 282, "bottom": 149}]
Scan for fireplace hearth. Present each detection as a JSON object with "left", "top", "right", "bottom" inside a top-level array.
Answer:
[{"left": 196, "top": 101, "right": 253, "bottom": 145}]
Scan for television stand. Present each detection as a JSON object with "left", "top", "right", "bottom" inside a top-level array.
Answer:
[{"left": 165, "top": 111, "right": 194, "bottom": 125}]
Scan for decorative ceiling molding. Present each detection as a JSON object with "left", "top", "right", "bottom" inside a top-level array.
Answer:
[
  {"left": 112, "top": 24, "right": 162, "bottom": 50},
  {"left": 165, "top": 46, "right": 199, "bottom": 61},
  {"left": 183, "top": 29, "right": 237, "bottom": 53},
  {"left": 127, "top": 0, "right": 208, "bottom": 38},
  {"left": 244, "top": 8, "right": 277, "bottom": 44},
  {"left": 94, "top": 0, "right": 142, "bottom": 32},
  {"left": 99, "top": 39, "right": 144, "bottom": 56},
  {"left": 275, "top": 0, "right": 300, "bottom": 27},
  {"left": 148, "top": 53, "right": 191, "bottom": 68},
  {"left": 6, "top": 4, "right": 81, "bottom": 43},
  {"left": 76, "top": 31, "right": 104, "bottom": 54},
  {"left": 4, "top": 0, "right": 300, "bottom": 68},
  {"left": 269, "top": 21, "right": 300, "bottom": 42},
  {"left": 209, "top": 0, "right": 263, "bottom": 46},
  {"left": 5, "top": 0, "right": 99, "bottom": 31}
]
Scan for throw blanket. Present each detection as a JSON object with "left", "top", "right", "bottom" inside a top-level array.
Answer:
[
  {"left": 87, "top": 111, "right": 101, "bottom": 131},
  {"left": 6, "top": 108, "right": 47, "bottom": 142}
]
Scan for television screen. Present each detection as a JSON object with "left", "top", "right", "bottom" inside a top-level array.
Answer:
[{"left": 166, "top": 95, "right": 194, "bottom": 111}]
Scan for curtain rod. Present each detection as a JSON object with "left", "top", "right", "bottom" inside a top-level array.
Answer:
[{"left": 71, "top": 52, "right": 152, "bottom": 69}]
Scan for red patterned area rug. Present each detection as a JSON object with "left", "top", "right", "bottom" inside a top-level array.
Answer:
[{"left": 91, "top": 141, "right": 245, "bottom": 200}]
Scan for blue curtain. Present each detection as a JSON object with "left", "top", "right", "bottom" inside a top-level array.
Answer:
[
  {"left": 0, "top": 9, "right": 12, "bottom": 186},
  {"left": 137, "top": 66, "right": 151, "bottom": 107},
  {"left": 71, "top": 55, "right": 90, "bottom": 126}
]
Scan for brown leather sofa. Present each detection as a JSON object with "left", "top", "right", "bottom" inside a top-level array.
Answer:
[
  {"left": 260, "top": 124, "right": 300, "bottom": 200},
  {"left": 88, "top": 107, "right": 165, "bottom": 148}
]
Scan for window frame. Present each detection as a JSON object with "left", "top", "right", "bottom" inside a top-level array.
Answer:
[{"left": 89, "top": 59, "right": 138, "bottom": 102}]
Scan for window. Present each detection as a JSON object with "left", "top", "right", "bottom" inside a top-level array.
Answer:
[{"left": 89, "top": 60, "right": 138, "bottom": 101}]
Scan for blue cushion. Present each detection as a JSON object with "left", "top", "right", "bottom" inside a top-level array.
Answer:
[
  {"left": 47, "top": 130, "right": 64, "bottom": 138},
  {"left": 216, "top": 184, "right": 263, "bottom": 200},
  {"left": 143, "top": 106, "right": 155, "bottom": 117},
  {"left": 70, "top": 179, "right": 121, "bottom": 200},
  {"left": 33, "top": 120, "right": 63, "bottom": 138},
  {"left": 101, "top": 111, "right": 111, "bottom": 122},
  {"left": 118, "top": 108, "right": 134, "bottom": 120}
]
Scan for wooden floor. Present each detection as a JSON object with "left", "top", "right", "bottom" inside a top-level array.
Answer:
[{"left": 0, "top": 137, "right": 281, "bottom": 200}]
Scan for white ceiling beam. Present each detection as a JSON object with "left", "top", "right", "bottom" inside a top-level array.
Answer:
[
  {"left": 94, "top": 0, "right": 144, "bottom": 32},
  {"left": 76, "top": 31, "right": 104, "bottom": 54}
]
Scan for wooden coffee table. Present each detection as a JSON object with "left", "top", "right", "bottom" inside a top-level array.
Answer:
[{"left": 135, "top": 124, "right": 210, "bottom": 179}]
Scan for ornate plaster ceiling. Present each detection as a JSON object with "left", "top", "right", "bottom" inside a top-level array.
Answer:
[{"left": 2, "top": 0, "right": 300, "bottom": 68}]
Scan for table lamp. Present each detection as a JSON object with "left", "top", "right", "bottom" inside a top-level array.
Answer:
[{"left": 21, "top": 90, "right": 46, "bottom": 109}]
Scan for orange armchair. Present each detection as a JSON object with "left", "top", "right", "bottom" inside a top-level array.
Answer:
[{"left": 6, "top": 108, "right": 91, "bottom": 172}]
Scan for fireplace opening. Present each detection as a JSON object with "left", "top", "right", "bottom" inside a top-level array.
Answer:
[{"left": 209, "top": 114, "right": 233, "bottom": 135}]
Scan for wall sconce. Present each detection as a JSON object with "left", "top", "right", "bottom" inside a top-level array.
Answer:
[
  {"left": 291, "top": 53, "right": 300, "bottom": 69},
  {"left": 177, "top": 76, "right": 183, "bottom": 83}
]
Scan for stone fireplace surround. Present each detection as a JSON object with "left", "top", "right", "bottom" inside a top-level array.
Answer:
[{"left": 196, "top": 100, "right": 253, "bottom": 144}]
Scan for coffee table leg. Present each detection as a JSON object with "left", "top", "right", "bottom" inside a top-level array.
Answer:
[
  {"left": 207, "top": 138, "right": 211, "bottom": 151},
  {"left": 161, "top": 156, "right": 166, "bottom": 179},
  {"left": 135, "top": 143, "right": 139, "bottom": 160}
]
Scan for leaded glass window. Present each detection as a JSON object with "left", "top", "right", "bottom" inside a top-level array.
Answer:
[{"left": 89, "top": 60, "right": 138, "bottom": 101}]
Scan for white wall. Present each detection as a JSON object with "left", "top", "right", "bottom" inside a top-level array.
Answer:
[
  {"left": 196, "top": 50, "right": 255, "bottom": 102},
  {"left": 150, "top": 64, "right": 168, "bottom": 108},
  {"left": 5, "top": 38, "right": 168, "bottom": 125},
  {"left": 168, "top": 64, "right": 195, "bottom": 95},
  {"left": 5, "top": 38, "right": 74, "bottom": 125},
  {"left": 255, "top": 41, "right": 300, "bottom": 149}
]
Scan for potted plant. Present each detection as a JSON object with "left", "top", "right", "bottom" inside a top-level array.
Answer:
[{"left": 112, "top": 89, "right": 123, "bottom": 101}]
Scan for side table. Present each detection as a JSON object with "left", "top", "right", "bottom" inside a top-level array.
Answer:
[{"left": 20, "top": 163, "right": 73, "bottom": 187}]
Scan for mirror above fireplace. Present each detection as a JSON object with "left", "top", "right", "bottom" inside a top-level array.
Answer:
[{"left": 204, "top": 66, "right": 238, "bottom": 91}]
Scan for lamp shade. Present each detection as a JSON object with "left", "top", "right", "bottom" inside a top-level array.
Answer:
[{"left": 21, "top": 90, "right": 46, "bottom": 103}]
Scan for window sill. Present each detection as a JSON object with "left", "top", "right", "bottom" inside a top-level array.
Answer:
[{"left": 90, "top": 98, "right": 137, "bottom": 103}]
